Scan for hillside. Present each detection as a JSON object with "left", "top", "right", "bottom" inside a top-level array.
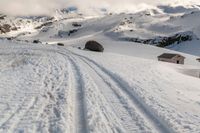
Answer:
[
  {"left": 1, "top": 4, "right": 200, "bottom": 56},
  {"left": 0, "top": 34, "right": 200, "bottom": 133},
  {"left": 0, "top": 3, "right": 200, "bottom": 133}
]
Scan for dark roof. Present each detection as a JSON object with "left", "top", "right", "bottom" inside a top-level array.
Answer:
[{"left": 158, "top": 53, "right": 185, "bottom": 59}]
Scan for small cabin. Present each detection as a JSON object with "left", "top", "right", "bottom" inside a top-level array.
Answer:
[
  {"left": 197, "top": 58, "right": 200, "bottom": 62},
  {"left": 158, "top": 53, "right": 185, "bottom": 64}
]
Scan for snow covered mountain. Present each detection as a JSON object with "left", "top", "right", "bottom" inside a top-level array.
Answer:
[
  {"left": 0, "top": 14, "right": 55, "bottom": 38},
  {"left": 0, "top": 3, "right": 200, "bottom": 133},
  {"left": 1, "top": 4, "right": 200, "bottom": 56}
]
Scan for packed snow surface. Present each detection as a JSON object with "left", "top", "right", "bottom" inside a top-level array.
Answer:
[
  {"left": 0, "top": 4, "right": 200, "bottom": 133},
  {"left": 0, "top": 38, "right": 200, "bottom": 133}
]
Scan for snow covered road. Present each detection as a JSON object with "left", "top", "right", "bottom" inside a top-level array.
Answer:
[{"left": 0, "top": 43, "right": 200, "bottom": 133}]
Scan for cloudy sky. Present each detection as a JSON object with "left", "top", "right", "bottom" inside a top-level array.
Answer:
[{"left": 0, "top": 0, "right": 199, "bottom": 16}]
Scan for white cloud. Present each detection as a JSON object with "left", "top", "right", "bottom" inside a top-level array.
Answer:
[
  {"left": 0, "top": 0, "right": 66, "bottom": 16},
  {"left": 0, "top": 0, "right": 199, "bottom": 16}
]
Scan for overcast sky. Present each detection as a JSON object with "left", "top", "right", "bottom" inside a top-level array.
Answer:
[{"left": 0, "top": 0, "right": 199, "bottom": 16}]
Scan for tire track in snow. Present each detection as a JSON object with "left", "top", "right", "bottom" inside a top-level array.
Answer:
[
  {"left": 57, "top": 48, "right": 157, "bottom": 132},
  {"left": 58, "top": 49, "right": 132, "bottom": 132},
  {"left": 0, "top": 97, "right": 36, "bottom": 132},
  {"left": 0, "top": 47, "right": 70, "bottom": 133},
  {"left": 67, "top": 56, "right": 89, "bottom": 133},
  {"left": 0, "top": 51, "right": 46, "bottom": 133},
  {"left": 65, "top": 58, "right": 76, "bottom": 133},
  {"left": 0, "top": 44, "right": 174, "bottom": 132},
  {"left": 13, "top": 54, "right": 56, "bottom": 133},
  {"left": 68, "top": 53, "right": 153, "bottom": 132},
  {"left": 58, "top": 49, "right": 155, "bottom": 132},
  {"left": 51, "top": 52, "right": 89, "bottom": 133},
  {"left": 69, "top": 55, "right": 128, "bottom": 133},
  {"left": 10, "top": 53, "right": 53, "bottom": 132},
  {"left": 36, "top": 53, "right": 70, "bottom": 133},
  {"left": 70, "top": 54, "right": 150, "bottom": 132},
  {"left": 69, "top": 51, "right": 174, "bottom": 133}
]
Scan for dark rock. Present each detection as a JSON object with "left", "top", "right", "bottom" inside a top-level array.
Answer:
[
  {"left": 58, "top": 29, "right": 79, "bottom": 37},
  {"left": 120, "top": 22, "right": 125, "bottom": 25},
  {"left": 57, "top": 43, "right": 64, "bottom": 46},
  {"left": 0, "top": 24, "right": 11, "bottom": 33},
  {"left": 7, "top": 37, "right": 13, "bottom": 40},
  {"left": 33, "top": 40, "right": 41, "bottom": 43},
  {"left": 11, "top": 27, "right": 17, "bottom": 31},
  {"left": 72, "top": 22, "right": 81, "bottom": 27},
  {"left": 0, "top": 15, "right": 6, "bottom": 20},
  {"left": 145, "top": 13, "right": 151, "bottom": 16},
  {"left": 68, "top": 29, "right": 78, "bottom": 36},
  {"left": 85, "top": 40, "right": 104, "bottom": 52},
  {"left": 35, "top": 22, "right": 53, "bottom": 29}
]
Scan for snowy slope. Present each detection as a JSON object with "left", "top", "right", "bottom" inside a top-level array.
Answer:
[
  {"left": 0, "top": 3, "right": 200, "bottom": 133},
  {"left": 2, "top": 5, "right": 198, "bottom": 56},
  {"left": 0, "top": 39, "right": 200, "bottom": 133},
  {"left": 0, "top": 15, "right": 46, "bottom": 37}
]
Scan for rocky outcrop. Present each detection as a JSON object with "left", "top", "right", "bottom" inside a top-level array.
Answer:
[
  {"left": 0, "top": 24, "right": 11, "bottom": 33},
  {"left": 35, "top": 22, "right": 53, "bottom": 29},
  {"left": 120, "top": 31, "right": 197, "bottom": 47},
  {"left": 0, "top": 15, "right": 6, "bottom": 20}
]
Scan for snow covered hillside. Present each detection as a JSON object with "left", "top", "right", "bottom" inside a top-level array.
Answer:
[
  {"left": 0, "top": 3, "right": 200, "bottom": 133},
  {"left": 0, "top": 36, "right": 200, "bottom": 133},
  {"left": 1, "top": 4, "right": 200, "bottom": 56},
  {"left": 0, "top": 15, "right": 47, "bottom": 37}
]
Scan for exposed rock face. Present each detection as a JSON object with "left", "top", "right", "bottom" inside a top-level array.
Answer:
[
  {"left": 35, "top": 22, "right": 53, "bottom": 29},
  {"left": 85, "top": 40, "right": 104, "bottom": 52},
  {"left": 120, "top": 31, "right": 196, "bottom": 47},
  {"left": 0, "top": 24, "right": 11, "bottom": 33},
  {"left": 157, "top": 33, "right": 193, "bottom": 47},
  {"left": 0, "top": 15, "right": 6, "bottom": 20}
]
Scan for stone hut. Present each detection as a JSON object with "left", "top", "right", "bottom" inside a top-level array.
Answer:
[{"left": 158, "top": 53, "right": 185, "bottom": 64}]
